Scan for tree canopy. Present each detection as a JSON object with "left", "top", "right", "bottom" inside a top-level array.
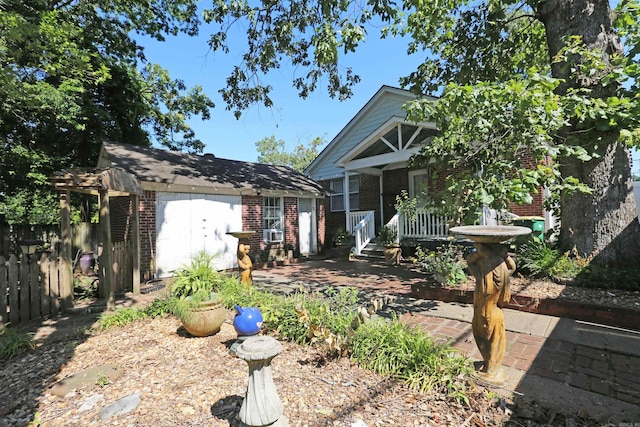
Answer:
[
  {"left": 256, "top": 135, "right": 326, "bottom": 172},
  {"left": 0, "top": 0, "right": 214, "bottom": 223},
  {"left": 203, "top": 0, "right": 640, "bottom": 266}
]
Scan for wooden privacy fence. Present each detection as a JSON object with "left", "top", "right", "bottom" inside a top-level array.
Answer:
[
  {"left": 0, "top": 252, "right": 70, "bottom": 327},
  {"left": 0, "top": 241, "right": 135, "bottom": 327},
  {"left": 112, "top": 240, "right": 133, "bottom": 294}
]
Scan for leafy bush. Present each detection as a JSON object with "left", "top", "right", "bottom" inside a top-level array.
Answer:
[
  {"left": 518, "top": 240, "right": 640, "bottom": 290},
  {"left": 332, "top": 228, "right": 352, "bottom": 246},
  {"left": 0, "top": 327, "right": 35, "bottom": 360},
  {"left": 415, "top": 242, "right": 467, "bottom": 286}
]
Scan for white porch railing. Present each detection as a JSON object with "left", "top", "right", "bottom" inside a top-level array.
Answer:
[
  {"left": 353, "top": 211, "right": 376, "bottom": 255},
  {"left": 346, "top": 209, "right": 449, "bottom": 254},
  {"left": 399, "top": 209, "right": 450, "bottom": 239},
  {"left": 346, "top": 211, "right": 374, "bottom": 234}
]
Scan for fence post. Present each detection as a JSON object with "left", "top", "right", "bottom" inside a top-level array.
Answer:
[
  {"left": 40, "top": 252, "right": 50, "bottom": 318},
  {"left": 7, "top": 255, "right": 18, "bottom": 325},
  {"left": 0, "top": 256, "right": 6, "bottom": 326},
  {"left": 59, "top": 190, "right": 73, "bottom": 309},
  {"left": 29, "top": 254, "right": 40, "bottom": 320},
  {"left": 19, "top": 253, "right": 30, "bottom": 322}
]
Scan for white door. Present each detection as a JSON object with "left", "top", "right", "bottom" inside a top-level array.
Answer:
[
  {"left": 156, "top": 193, "right": 242, "bottom": 277},
  {"left": 298, "top": 198, "right": 316, "bottom": 254}
]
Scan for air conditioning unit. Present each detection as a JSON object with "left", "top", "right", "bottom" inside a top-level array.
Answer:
[{"left": 263, "top": 229, "right": 284, "bottom": 243}]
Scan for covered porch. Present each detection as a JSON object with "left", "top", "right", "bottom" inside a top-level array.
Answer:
[{"left": 334, "top": 117, "right": 452, "bottom": 254}]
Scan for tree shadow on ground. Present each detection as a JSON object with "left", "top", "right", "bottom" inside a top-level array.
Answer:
[{"left": 0, "top": 288, "right": 158, "bottom": 425}]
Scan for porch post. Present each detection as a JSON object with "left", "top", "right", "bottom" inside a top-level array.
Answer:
[
  {"left": 130, "top": 194, "right": 141, "bottom": 295},
  {"left": 379, "top": 175, "right": 384, "bottom": 228},
  {"left": 99, "top": 189, "right": 115, "bottom": 310},
  {"left": 344, "top": 172, "right": 350, "bottom": 232},
  {"left": 59, "top": 190, "right": 73, "bottom": 309}
]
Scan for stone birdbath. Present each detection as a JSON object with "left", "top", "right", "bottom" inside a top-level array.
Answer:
[
  {"left": 449, "top": 225, "right": 531, "bottom": 384},
  {"left": 235, "top": 336, "right": 289, "bottom": 427},
  {"left": 227, "top": 231, "right": 256, "bottom": 286}
]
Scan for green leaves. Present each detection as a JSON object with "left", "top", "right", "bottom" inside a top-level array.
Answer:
[
  {"left": 255, "top": 135, "right": 326, "bottom": 172},
  {"left": 1, "top": 0, "right": 214, "bottom": 223}
]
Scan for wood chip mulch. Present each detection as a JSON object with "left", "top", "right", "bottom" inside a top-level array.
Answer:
[{"left": 1, "top": 314, "right": 514, "bottom": 427}]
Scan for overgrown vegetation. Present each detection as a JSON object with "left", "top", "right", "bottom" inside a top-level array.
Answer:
[
  {"left": 0, "top": 327, "right": 35, "bottom": 360},
  {"left": 415, "top": 242, "right": 467, "bottom": 286},
  {"left": 517, "top": 240, "right": 640, "bottom": 291}
]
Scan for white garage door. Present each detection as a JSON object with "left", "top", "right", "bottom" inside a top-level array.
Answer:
[{"left": 155, "top": 192, "right": 242, "bottom": 278}]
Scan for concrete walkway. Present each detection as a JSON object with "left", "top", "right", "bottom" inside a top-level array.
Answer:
[{"left": 253, "top": 258, "right": 640, "bottom": 423}]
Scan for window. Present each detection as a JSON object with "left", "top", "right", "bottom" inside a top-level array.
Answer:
[
  {"left": 263, "top": 197, "right": 283, "bottom": 242},
  {"left": 409, "top": 170, "right": 429, "bottom": 203},
  {"left": 330, "top": 175, "right": 360, "bottom": 212}
]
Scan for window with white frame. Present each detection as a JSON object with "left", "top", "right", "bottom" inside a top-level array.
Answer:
[
  {"left": 330, "top": 175, "right": 360, "bottom": 212},
  {"left": 409, "top": 170, "right": 429, "bottom": 207},
  {"left": 263, "top": 197, "right": 283, "bottom": 242}
]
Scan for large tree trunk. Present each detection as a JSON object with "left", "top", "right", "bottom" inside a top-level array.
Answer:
[{"left": 538, "top": 0, "right": 640, "bottom": 266}]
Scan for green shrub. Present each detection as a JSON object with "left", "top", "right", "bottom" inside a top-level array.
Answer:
[
  {"left": 350, "top": 317, "right": 472, "bottom": 402},
  {"left": 518, "top": 240, "right": 589, "bottom": 280},
  {"left": 0, "top": 327, "right": 35, "bottom": 360},
  {"left": 97, "top": 307, "right": 150, "bottom": 330},
  {"left": 517, "top": 240, "right": 640, "bottom": 290},
  {"left": 415, "top": 242, "right": 467, "bottom": 286}
]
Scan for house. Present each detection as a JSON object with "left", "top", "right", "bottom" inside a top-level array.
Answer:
[
  {"left": 98, "top": 142, "right": 326, "bottom": 278},
  {"left": 305, "top": 86, "right": 548, "bottom": 254}
]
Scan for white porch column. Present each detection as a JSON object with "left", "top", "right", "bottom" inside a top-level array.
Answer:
[
  {"left": 344, "top": 172, "right": 350, "bottom": 231},
  {"left": 379, "top": 175, "right": 384, "bottom": 227}
]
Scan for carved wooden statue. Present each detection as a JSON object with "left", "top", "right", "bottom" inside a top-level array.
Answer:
[
  {"left": 466, "top": 242, "right": 516, "bottom": 382},
  {"left": 237, "top": 241, "right": 253, "bottom": 286}
]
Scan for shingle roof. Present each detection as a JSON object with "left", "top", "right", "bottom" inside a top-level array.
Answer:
[{"left": 100, "top": 142, "right": 325, "bottom": 196}]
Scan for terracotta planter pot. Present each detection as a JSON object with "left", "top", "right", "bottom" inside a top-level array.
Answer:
[
  {"left": 383, "top": 246, "right": 401, "bottom": 265},
  {"left": 180, "top": 300, "right": 227, "bottom": 337}
]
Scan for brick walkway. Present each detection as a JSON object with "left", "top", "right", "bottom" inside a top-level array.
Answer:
[
  {"left": 401, "top": 314, "right": 545, "bottom": 372},
  {"left": 254, "top": 258, "right": 640, "bottom": 409}
]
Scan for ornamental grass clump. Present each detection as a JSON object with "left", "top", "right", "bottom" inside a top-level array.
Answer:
[
  {"left": 350, "top": 317, "right": 473, "bottom": 403},
  {"left": 0, "top": 327, "right": 34, "bottom": 360}
]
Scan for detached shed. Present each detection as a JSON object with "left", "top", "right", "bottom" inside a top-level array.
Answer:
[{"left": 97, "top": 142, "right": 326, "bottom": 279}]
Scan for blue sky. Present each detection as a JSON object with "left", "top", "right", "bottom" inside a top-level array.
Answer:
[
  {"left": 139, "top": 25, "right": 424, "bottom": 162},
  {"left": 139, "top": 20, "right": 640, "bottom": 176}
]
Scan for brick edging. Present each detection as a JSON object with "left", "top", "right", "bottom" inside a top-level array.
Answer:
[{"left": 411, "top": 283, "right": 640, "bottom": 332}]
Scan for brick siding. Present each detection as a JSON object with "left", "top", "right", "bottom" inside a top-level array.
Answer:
[{"left": 138, "top": 190, "right": 156, "bottom": 281}]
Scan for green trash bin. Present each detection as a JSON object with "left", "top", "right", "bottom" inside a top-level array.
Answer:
[{"left": 513, "top": 216, "right": 545, "bottom": 244}]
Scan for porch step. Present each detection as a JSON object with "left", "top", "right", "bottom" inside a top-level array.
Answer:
[{"left": 355, "top": 239, "right": 385, "bottom": 261}]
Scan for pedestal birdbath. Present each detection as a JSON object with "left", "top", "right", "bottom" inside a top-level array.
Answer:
[
  {"left": 235, "top": 336, "right": 289, "bottom": 427},
  {"left": 449, "top": 225, "right": 531, "bottom": 384},
  {"left": 227, "top": 231, "right": 256, "bottom": 286}
]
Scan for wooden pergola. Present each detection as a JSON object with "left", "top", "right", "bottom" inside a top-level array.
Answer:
[{"left": 51, "top": 167, "right": 143, "bottom": 310}]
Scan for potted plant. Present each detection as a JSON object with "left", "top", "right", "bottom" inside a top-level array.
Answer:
[
  {"left": 170, "top": 251, "right": 227, "bottom": 337},
  {"left": 377, "top": 225, "right": 401, "bottom": 265},
  {"left": 332, "top": 228, "right": 353, "bottom": 259}
]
